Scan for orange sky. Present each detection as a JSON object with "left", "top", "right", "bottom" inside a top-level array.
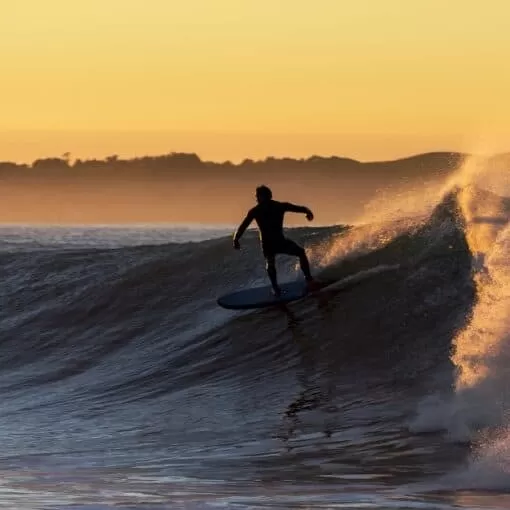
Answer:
[{"left": 1, "top": 0, "right": 510, "bottom": 163}]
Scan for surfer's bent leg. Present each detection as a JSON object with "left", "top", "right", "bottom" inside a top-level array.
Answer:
[{"left": 282, "top": 239, "right": 313, "bottom": 282}]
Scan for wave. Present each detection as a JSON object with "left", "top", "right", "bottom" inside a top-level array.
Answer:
[{"left": 0, "top": 183, "right": 477, "bottom": 401}]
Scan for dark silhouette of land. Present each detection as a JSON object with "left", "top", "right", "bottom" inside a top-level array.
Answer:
[{"left": 0, "top": 150, "right": 500, "bottom": 224}]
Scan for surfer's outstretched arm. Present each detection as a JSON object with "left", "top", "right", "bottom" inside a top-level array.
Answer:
[
  {"left": 233, "top": 209, "right": 255, "bottom": 249},
  {"left": 283, "top": 203, "right": 314, "bottom": 221}
]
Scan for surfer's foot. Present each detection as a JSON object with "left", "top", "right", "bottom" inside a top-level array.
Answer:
[{"left": 272, "top": 286, "right": 282, "bottom": 297}]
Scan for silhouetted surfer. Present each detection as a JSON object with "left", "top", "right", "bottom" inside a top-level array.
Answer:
[{"left": 233, "top": 185, "right": 317, "bottom": 296}]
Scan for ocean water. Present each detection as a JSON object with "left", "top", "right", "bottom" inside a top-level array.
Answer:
[{"left": 2, "top": 163, "right": 510, "bottom": 508}]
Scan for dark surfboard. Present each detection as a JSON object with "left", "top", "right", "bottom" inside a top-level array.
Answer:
[{"left": 217, "top": 280, "right": 309, "bottom": 310}]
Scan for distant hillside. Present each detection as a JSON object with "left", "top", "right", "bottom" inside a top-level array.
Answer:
[
  {"left": 0, "top": 150, "right": 464, "bottom": 177},
  {"left": 0, "top": 151, "right": 479, "bottom": 224}
]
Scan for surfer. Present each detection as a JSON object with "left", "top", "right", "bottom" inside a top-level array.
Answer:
[{"left": 233, "top": 185, "right": 316, "bottom": 296}]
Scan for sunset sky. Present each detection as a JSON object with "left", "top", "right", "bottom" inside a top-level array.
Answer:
[{"left": 1, "top": 0, "right": 510, "bottom": 163}]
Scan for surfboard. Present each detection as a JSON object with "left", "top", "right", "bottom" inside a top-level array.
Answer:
[
  {"left": 217, "top": 280, "right": 310, "bottom": 310},
  {"left": 217, "top": 265, "right": 400, "bottom": 311}
]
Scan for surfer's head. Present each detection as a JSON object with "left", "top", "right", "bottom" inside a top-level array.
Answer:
[{"left": 256, "top": 185, "right": 272, "bottom": 203}]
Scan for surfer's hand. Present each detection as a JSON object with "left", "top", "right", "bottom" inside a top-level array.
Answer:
[
  {"left": 233, "top": 239, "right": 241, "bottom": 250},
  {"left": 305, "top": 210, "right": 314, "bottom": 221}
]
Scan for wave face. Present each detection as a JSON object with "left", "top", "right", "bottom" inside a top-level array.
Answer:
[{"left": 1, "top": 177, "right": 510, "bottom": 508}]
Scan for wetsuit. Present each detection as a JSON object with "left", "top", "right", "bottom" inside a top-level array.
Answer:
[{"left": 234, "top": 200, "right": 313, "bottom": 289}]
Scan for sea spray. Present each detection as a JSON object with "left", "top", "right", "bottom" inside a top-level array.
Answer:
[
  {"left": 410, "top": 156, "right": 510, "bottom": 448},
  {"left": 307, "top": 155, "right": 466, "bottom": 284},
  {"left": 310, "top": 158, "right": 461, "bottom": 270}
]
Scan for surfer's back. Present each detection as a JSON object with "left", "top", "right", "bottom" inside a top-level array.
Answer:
[{"left": 250, "top": 200, "right": 287, "bottom": 243}]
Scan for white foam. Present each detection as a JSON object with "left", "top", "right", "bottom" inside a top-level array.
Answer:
[{"left": 441, "top": 428, "right": 510, "bottom": 490}]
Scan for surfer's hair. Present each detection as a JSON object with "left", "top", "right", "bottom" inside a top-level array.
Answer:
[{"left": 256, "top": 185, "right": 272, "bottom": 200}]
